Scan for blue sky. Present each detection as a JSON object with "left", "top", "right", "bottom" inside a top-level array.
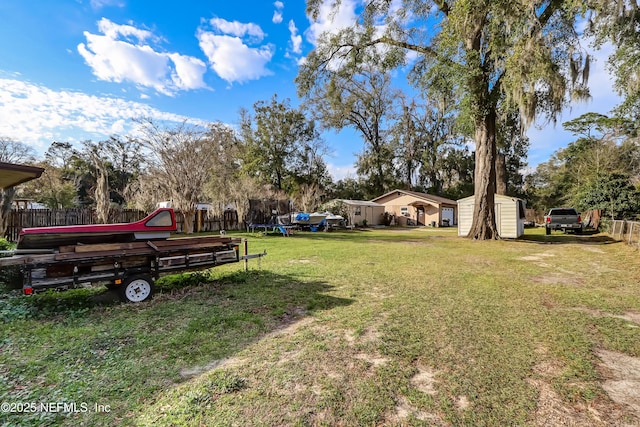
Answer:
[{"left": 0, "top": 0, "right": 622, "bottom": 180}]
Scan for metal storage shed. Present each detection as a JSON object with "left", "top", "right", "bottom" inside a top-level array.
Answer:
[{"left": 457, "top": 194, "right": 526, "bottom": 238}]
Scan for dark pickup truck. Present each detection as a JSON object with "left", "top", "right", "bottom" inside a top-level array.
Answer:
[{"left": 544, "top": 208, "right": 583, "bottom": 235}]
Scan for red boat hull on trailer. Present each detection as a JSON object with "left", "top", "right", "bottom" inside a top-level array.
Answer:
[{"left": 17, "top": 208, "right": 177, "bottom": 251}]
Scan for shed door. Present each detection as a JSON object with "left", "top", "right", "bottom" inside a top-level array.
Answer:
[{"left": 442, "top": 207, "right": 454, "bottom": 226}]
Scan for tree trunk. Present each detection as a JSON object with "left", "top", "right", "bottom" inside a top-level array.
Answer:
[
  {"left": 183, "top": 209, "right": 196, "bottom": 234},
  {"left": 95, "top": 168, "right": 110, "bottom": 224},
  {"left": 0, "top": 187, "right": 15, "bottom": 237},
  {"left": 495, "top": 153, "right": 507, "bottom": 195},
  {"left": 467, "top": 109, "right": 499, "bottom": 239},
  {"left": 91, "top": 152, "right": 110, "bottom": 224}
]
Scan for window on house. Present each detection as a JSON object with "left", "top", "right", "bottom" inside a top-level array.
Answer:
[
  {"left": 400, "top": 207, "right": 409, "bottom": 216},
  {"left": 355, "top": 207, "right": 362, "bottom": 216}
]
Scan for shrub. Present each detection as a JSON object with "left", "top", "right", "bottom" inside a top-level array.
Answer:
[
  {"left": 0, "top": 238, "right": 14, "bottom": 251},
  {"left": 380, "top": 212, "right": 394, "bottom": 226}
]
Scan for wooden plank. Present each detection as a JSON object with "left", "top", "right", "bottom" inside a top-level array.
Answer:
[
  {"left": 0, "top": 253, "right": 57, "bottom": 267},
  {"left": 53, "top": 242, "right": 233, "bottom": 262},
  {"left": 70, "top": 241, "right": 149, "bottom": 253},
  {"left": 67, "top": 235, "right": 238, "bottom": 253}
]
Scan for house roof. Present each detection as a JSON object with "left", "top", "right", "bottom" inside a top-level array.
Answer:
[
  {"left": 371, "top": 189, "right": 457, "bottom": 206},
  {"left": 0, "top": 162, "right": 44, "bottom": 189},
  {"left": 338, "top": 199, "right": 385, "bottom": 207}
]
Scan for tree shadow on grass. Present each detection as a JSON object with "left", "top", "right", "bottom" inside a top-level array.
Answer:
[
  {"left": 517, "top": 229, "right": 619, "bottom": 245},
  {"left": 0, "top": 269, "right": 352, "bottom": 426},
  {"left": 2, "top": 269, "right": 352, "bottom": 322}
]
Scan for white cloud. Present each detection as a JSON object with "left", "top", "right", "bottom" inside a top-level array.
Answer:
[
  {"left": 90, "top": 0, "right": 124, "bottom": 9},
  {"left": 78, "top": 18, "right": 207, "bottom": 96},
  {"left": 273, "top": 1, "right": 284, "bottom": 24},
  {"left": 305, "top": 0, "right": 359, "bottom": 45},
  {"left": 303, "top": 0, "right": 395, "bottom": 71},
  {"left": 208, "top": 17, "right": 265, "bottom": 40},
  {"left": 168, "top": 53, "right": 210, "bottom": 91},
  {"left": 197, "top": 19, "right": 274, "bottom": 84},
  {"left": 0, "top": 78, "right": 190, "bottom": 155},
  {"left": 327, "top": 163, "right": 357, "bottom": 181},
  {"left": 288, "top": 20, "right": 302, "bottom": 54},
  {"left": 304, "top": 1, "right": 415, "bottom": 70},
  {"left": 97, "top": 17, "right": 157, "bottom": 43}
]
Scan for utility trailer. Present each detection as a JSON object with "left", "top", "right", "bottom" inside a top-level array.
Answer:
[{"left": 0, "top": 209, "right": 265, "bottom": 303}]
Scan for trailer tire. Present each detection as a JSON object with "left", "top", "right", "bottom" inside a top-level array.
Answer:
[{"left": 119, "top": 275, "right": 155, "bottom": 303}]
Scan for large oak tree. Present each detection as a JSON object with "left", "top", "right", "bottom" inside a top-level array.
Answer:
[{"left": 299, "top": 0, "right": 590, "bottom": 239}]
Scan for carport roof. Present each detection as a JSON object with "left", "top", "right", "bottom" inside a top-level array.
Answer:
[
  {"left": 338, "top": 199, "right": 384, "bottom": 207},
  {"left": 0, "top": 162, "right": 44, "bottom": 189}
]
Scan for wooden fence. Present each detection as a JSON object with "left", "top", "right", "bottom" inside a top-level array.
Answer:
[
  {"left": 175, "top": 210, "right": 239, "bottom": 234},
  {"left": 4, "top": 208, "right": 242, "bottom": 242},
  {"left": 610, "top": 220, "right": 640, "bottom": 248}
]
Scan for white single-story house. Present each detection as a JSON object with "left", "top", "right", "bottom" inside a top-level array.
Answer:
[
  {"left": 371, "top": 189, "right": 457, "bottom": 227},
  {"left": 457, "top": 194, "right": 526, "bottom": 238},
  {"left": 337, "top": 199, "right": 386, "bottom": 226}
]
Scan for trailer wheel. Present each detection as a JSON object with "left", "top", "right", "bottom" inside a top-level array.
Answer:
[{"left": 119, "top": 275, "right": 155, "bottom": 303}]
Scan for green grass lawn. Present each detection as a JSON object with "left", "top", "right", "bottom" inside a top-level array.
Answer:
[{"left": 1, "top": 226, "right": 640, "bottom": 426}]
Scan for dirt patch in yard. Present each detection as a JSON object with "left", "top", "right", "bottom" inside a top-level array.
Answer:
[
  {"left": 179, "top": 357, "right": 248, "bottom": 379},
  {"left": 519, "top": 252, "right": 556, "bottom": 262},
  {"left": 354, "top": 352, "right": 388, "bottom": 367},
  {"left": 574, "top": 307, "right": 640, "bottom": 325},
  {"left": 528, "top": 347, "right": 637, "bottom": 426},
  {"left": 346, "top": 325, "right": 382, "bottom": 344},
  {"left": 519, "top": 252, "right": 568, "bottom": 269},
  {"left": 410, "top": 366, "right": 438, "bottom": 395},
  {"left": 287, "top": 258, "right": 313, "bottom": 264},
  {"left": 529, "top": 272, "right": 583, "bottom": 286},
  {"left": 366, "top": 239, "right": 435, "bottom": 246},
  {"left": 581, "top": 246, "right": 606, "bottom": 254},
  {"left": 389, "top": 396, "right": 448, "bottom": 426},
  {"left": 596, "top": 349, "right": 640, "bottom": 419}
]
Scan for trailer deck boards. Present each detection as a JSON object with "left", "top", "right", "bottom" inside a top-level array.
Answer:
[{"left": 0, "top": 235, "right": 265, "bottom": 303}]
